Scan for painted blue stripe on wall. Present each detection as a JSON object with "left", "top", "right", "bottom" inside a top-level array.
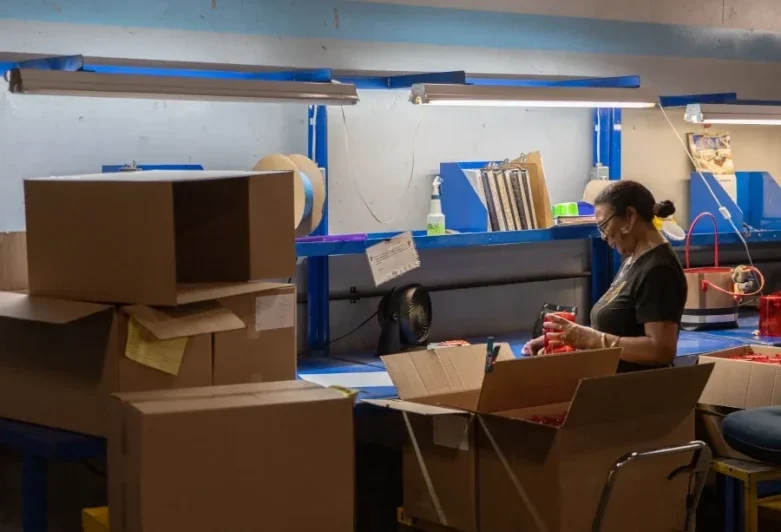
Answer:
[{"left": 2, "top": 0, "right": 781, "bottom": 62}]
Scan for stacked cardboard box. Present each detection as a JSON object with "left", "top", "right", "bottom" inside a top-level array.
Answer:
[
  {"left": 0, "top": 170, "right": 299, "bottom": 437},
  {"left": 108, "top": 381, "right": 355, "bottom": 532},
  {"left": 368, "top": 344, "right": 714, "bottom": 532}
]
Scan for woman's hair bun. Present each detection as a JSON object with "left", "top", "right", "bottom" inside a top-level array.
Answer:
[{"left": 653, "top": 200, "right": 676, "bottom": 218}]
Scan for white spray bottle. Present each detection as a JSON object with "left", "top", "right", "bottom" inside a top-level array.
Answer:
[{"left": 426, "top": 175, "right": 446, "bottom": 236}]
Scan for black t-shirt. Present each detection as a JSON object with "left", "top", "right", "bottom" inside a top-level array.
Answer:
[{"left": 590, "top": 243, "right": 687, "bottom": 373}]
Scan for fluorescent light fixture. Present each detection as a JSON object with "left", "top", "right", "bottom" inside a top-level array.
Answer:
[
  {"left": 409, "top": 84, "right": 658, "bottom": 109},
  {"left": 7, "top": 68, "right": 359, "bottom": 105},
  {"left": 685, "top": 103, "right": 781, "bottom": 125}
]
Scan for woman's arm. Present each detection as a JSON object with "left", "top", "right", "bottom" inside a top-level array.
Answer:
[{"left": 602, "top": 321, "right": 679, "bottom": 365}]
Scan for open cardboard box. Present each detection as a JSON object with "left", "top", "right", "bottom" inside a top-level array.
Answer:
[
  {"left": 0, "top": 231, "right": 27, "bottom": 292},
  {"left": 697, "top": 345, "right": 781, "bottom": 460},
  {"left": 108, "top": 380, "right": 355, "bottom": 532},
  {"left": 0, "top": 282, "right": 296, "bottom": 436},
  {"left": 25, "top": 170, "right": 295, "bottom": 305},
  {"left": 698, "top": 345, "right": 781, "bottom": 409},
  {"left": 368, "top": 345, "right": 713, "bottom": 532}
]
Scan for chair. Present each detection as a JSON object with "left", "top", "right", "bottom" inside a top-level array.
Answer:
[{"left": 593, "top": 441, "right": 712, "bottom": 532}]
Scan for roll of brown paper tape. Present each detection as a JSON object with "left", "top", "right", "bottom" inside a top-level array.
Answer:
[{"left": 253, "top": 154, "right": 326, "bottom": 237}]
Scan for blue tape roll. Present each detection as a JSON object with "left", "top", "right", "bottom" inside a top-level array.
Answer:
[{"left": 300, "top": 171, "right": 314, "bottom": 220}]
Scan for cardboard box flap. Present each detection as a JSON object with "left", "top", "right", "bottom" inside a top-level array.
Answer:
[
  {"left": 698, "top": 348, "right": 781, "bottom": 409},
  {"left": 476, "top": 348, "right": 621, "bottom": 413},
  {"left": 123, "top": 302, "right": 245, "bottom": 340},
  {"left": 362, "top": 398, "right": 466, "bottom": 416},
  {"left": 26, "top": 170, "right": 274, "bottom": 183},
  {"left": 563, "top": 363, "right": 714, "bottom": 428},
  {"left": 382, "top": 343, "right": 513, "bottom": 400},
  {"left": 114, "top": 380, "right": 319, "bottom": 404},
  {"left": 174, "top": 282, "right": 292, "bottom": 305},
  {"left": 0, "top": 291, "right": 111, "bottom": 324},
  {"left": 131, "top": 386, "right": 348, "bottom": 415}
]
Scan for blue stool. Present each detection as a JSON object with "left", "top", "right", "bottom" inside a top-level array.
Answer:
[{"left": 724, "top": 407, "right": 781, "bottom": 465}]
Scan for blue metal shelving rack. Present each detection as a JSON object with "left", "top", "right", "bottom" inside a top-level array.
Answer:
[{"left": 6, "top": 54, "right": 781, "bottom": 357}]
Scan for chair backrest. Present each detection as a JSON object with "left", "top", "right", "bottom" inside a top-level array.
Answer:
[{"left": 592, "top": 441, "right": 712, "bottom": 532}]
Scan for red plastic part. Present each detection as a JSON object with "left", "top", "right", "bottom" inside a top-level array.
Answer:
[
  {"left": 543, "top": 312, "right": 576, "bottom": 354},
  {"left": 759, "top": 294, "right": 781, "bottom": 338}
]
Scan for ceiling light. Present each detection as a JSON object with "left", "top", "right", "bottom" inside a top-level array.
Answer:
[
  {"left": 685, "top": 103, "right": 781, "bottom": 126},
  {"left": 409, "top": 84, "right": 658, "bottom": 109},
  {"left": 6, "top": 68, "right": 359, "bottom": 105}
]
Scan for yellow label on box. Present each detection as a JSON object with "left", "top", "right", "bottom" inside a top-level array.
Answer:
[{"left": 125, "top": 319, "right": 188, "bottom": 376}]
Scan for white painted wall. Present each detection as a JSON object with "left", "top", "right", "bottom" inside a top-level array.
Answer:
[
  {"left": 3, "top": 20, "right": 781, "bottom": 233},
  {"left": 353, "top": 0, "right": 781, "bottom": 32}
]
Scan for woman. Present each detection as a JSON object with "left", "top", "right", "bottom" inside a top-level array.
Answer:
[{"left": 523, "top": 180, "right": 687, "bottom": 373}]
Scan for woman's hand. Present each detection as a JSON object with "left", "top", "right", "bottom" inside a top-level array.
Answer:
[
  {"left": 522, "top": 335, "right": 545, "bottom": 356},
  {"left": 543, "top": 313, "right": 602, "bottom": 350}
]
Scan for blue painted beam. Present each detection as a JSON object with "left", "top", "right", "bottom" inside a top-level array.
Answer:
[
  {"left": 670, "top": 230, "right": 781, "bottom": 247},
  {"left": 387, "top": 71, "right": 466, "bottom": 88},
  {"left": 296, "top": 226, "right": 600, "bottom": 257},
  {"left": 85, "top": 64, "right": 333, "bottom": 82},
  {"left": 467, "top": 75, "right": 641, "bottom": 88},
  {"left": 659, "top": 93, "right": 738, "bottom": 107},
  {"left": 18, "top": 54, "right": 84, "bottom": 71}
]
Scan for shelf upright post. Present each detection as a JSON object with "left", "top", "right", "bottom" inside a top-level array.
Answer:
[
  {"left": 590, "top": 108, "right": 613, "bottom": 309},
  {"left": 306, "top": 105, "right": 331, "bottom": 356},
  {"left": 608, "top": 108, "right": 623, "bottom": 279}
]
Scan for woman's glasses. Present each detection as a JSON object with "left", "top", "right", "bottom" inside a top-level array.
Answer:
[{"left": 598, "top": 213, "right": 616, "bottom": 237}]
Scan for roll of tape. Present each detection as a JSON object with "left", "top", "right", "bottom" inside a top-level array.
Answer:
[
  {"left": 252, "top": 153, "right": 326, "bottom": 237},
  {"left": 300, "top": 171, "right": 314, "bottom": 220}
]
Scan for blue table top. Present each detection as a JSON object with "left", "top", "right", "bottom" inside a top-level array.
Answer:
[
  {"left": 689, "top": 313, "right": 781, "bottom": 346},
  {"left": 297, "top": 323, "right": 759, "bottom": 401}
]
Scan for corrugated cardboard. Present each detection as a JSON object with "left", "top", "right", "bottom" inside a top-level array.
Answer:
[
  {"left": 370, "top": 347, "right": 713, "bottom": 532},
  {"left": 108, "top": 381, "right": 354, "bottom": 532},
  {"left": 25, "top": 170, "right": 295, "bottom": 305},
  {"left": 698, "top": 345, "right": 781, "bottom": 409},
  {"left": 0, "top": 231, "right": 27, "bottom": 291},
  {"left": 696, "top": 345, "right": 781, "bottom": 461},
  {"left": 0, "top": 282, "right": 296, "bottom": 436},
  {"left": 365, "top": 343, "right": 515, "bottom": 532}
]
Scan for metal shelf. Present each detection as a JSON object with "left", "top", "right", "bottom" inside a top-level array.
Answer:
[
  {"left": 295, "top": 226, "right": 600, "bottom": 257},
  {"left": 670, "top": 230, "right": 781, "bottom": 247}
]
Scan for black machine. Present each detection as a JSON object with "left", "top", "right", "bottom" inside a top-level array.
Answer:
[{"left": 375, "top": 284, "right": 432, "bottom": 356}]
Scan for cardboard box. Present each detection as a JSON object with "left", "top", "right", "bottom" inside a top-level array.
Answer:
[
  {"left": 698, "top": 345, "right": 781, "bottom": 409},
  {"left": 697, "top": 345, "right": 781, "bottom": 460},
  {"left": 0, "top": 282, "right": 296, "bottom": 436},
  {"left": 0, "top": 231, "right": 27, "bottom": 291},
  {"left": 25, "top": 170, "right": 295, "bottom": 305},
  {"left": 108, "top": 381, "right": 354, "bottom": 532},
  {"left": 366, "top": 343, "right": 513, "bottom": 532},
  {"left": 369, "top": 346, "right": 713, "bottom": 532}
]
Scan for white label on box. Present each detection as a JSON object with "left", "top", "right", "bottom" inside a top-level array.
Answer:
[
  {"left": 365, "top": 231, "right": 421, "bottom": 287},
  {"left": 255, "top": 293, "right": 295, "bottom": 331},
  {"left": 433, "top": 416, "right": 470, "bottom": 451}
]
